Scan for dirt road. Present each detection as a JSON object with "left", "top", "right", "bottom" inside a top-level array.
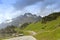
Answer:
[{"left": 4, "top": 36, "right": 36, "bottom": 40}]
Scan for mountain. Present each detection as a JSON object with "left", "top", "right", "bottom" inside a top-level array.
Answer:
[
  {"left": 0, "top": 12, "right": 60, "bottom": 40},
  {"left": 11, "top": 13, "right": 41, "bottom": 27},
  {"left": 24, "top": 12, "right": 60, "bottom": 40},
  {"left": 0, "top": 13, "right": 41, "bottom": 29}
]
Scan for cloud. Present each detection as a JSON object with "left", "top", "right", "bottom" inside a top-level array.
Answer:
[
  {"left": 13, "top": 0, "right": 60, "bottom": 17},
  {"left": 13, "top": 0, "right": 58, "bottom": 10},
  {"left": 37, "top": 0, "right": 59, "bottom": 12},
  {"left": 13, "top": 0, "right": 44, "bottom": 10},
  {"left": 0, "top": 0, "right": 60, "bottom": 23}
]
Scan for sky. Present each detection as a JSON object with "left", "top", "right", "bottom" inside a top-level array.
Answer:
[{"left": 0, "top": 0, "right": 60, "bottom": 23}]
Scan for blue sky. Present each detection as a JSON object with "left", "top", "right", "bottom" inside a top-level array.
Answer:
[{"left": 0, "top": 0, "right": 60, "bottom": 23}]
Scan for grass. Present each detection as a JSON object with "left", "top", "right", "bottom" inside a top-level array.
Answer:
[
  {"left": 34, "top": 27, "right": 60, "bottom": 40},
  {"left": 24, "top": 17, "right": 60, "bottom": 40},
  {"left": 24, "top": 17, "right": 60, "bottom": 31},
  {"left": 2, "top": 15, "right": 60, "bottom": 40}
]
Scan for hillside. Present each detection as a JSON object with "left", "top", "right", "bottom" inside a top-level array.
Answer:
[
  {"left": 24, "top": 12, "right": 60, "bottom": 40},
  {"left": 0, "top": 12, "right": 60, "bottom": 40}
]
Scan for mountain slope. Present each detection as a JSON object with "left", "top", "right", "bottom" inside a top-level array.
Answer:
[
  {"left": 11, "top": 13, "right": 41, "bottom": 27},
  {"left": 24, "top": 16, "right": 60, "bottom": 32},
  {"left": 34, "top": 17, "right": 60, "bottom": 40},
  {"left": 24, "top": 12, "right": 60, "bottom": 40}
]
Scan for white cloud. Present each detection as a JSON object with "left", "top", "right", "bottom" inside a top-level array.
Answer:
[
  {"left": 0, "top": 0, "right": 60, "bottom": 23},
  {"left": 0, "top": 4, "right": 22, "bottom": 23},
  {"left": 4, "top": 19, "right": 13, "bottom": 23}
]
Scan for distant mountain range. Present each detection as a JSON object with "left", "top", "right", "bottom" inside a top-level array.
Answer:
[{"left": 0, "top": 13, "right": 42, "bottom": 29}]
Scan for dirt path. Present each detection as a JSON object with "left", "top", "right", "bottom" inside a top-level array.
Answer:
[
  {"left": 27, "top": 31, "right": 37, "bottom": 35},
  {"left": 4, "top": 36, "right": 36, "bottom": 40}
]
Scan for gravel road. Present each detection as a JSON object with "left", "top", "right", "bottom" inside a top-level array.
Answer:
[{"left": 5, "top": 36, "right": 36, "bottom": 40}]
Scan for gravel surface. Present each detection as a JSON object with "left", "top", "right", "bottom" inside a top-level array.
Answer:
[{"left": 5, "top": 36, "right": 36, "bottom": 40}]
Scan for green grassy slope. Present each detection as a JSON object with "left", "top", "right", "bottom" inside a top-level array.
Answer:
[
  {"left": 24, "top": 16, "right": 60, "bottom": 32},
  {"left": 1, "top": 12, "right": 60, "bottom": 40},
  {"left": 24, "top": 16, "right": 60, "bottom": 40},
  {"left": 34, "top": 26, "right": 60, "bottom": 40}
]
